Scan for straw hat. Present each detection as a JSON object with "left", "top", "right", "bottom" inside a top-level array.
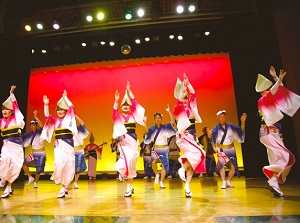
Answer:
[{"left": 255, "top": 74, "right": 273, "bottom": 92}]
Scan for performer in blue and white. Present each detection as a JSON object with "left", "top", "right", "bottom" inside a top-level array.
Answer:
[
  {"left": 208, "top": 110, "right": 247, "bottom": 189},
  {"left": 22, "top": 110, "right": 45, "bottom": 188},
  {"left": 144, "top": 105, "right": 176, "bottom": 189},
  {"left": 73, "top": 115, "right": 89, "bottom": 189},
  {"left": 112, "top": 81, "right": 145, "bottom": 197},
  {"left": 0, "top": 85, "right": 25, "bottom": 198},
  {"left": 173, "top": 73, "right": 206, "bottom": 197},
  {"left": 41, "top": 90, "right": 77, "bottom": 198}
]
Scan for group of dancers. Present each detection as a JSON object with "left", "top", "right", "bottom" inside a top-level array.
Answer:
[{"left": 0, "top": 66, "right": 299, "bottom": 199}]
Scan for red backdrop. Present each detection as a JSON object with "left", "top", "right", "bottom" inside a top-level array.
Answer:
[{"left": 26, "top": 53, "right": 243, "bottom": 172}]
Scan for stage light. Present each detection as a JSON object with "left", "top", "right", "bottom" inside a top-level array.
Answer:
[
  {"left": 109, "top": 41, "right": 115, "bottom": 46},
  {"left": 176, "top": 5, "right": 184, "bottom": 13},
  {"left": 100, "top": 41, "right": 106, "bottom": 45},
  {"left": 31, "top": 49, "right": 34, "bottom": 54},
  {"left": 135, "top": 39, "right": 141, "bottom": 44},
  {"left": 169, "top": 35, "right": 175, "bottom": 39},
  {"left": 145, "top": 37, "right": 150, "bottom": 42},
  {"left": 41, "top": 49, "right": 47, "bottom": 54},
  {"left": 137, "top": 8, "right": 145, "bottom": 17},
  {"left": 36, "top": 23, "right": 43, "bottom": 30},
  {"left": 205, "top": 31, "right": 210, "bottom": 36},
  {"left": 86, "top": 15, "right": 93, "bottom": 22},
  {"left": 81, "top": 43, "right": 87, "bottom": 47},
  {"left": 125, "top": 10, "right": 132, "bottom": 20},
  {"left": 25, "top": 25, "right": 31, "bottom": 32},
  {"left": 178, "top": 35, "right": 183, "bottom": 40},
  {"left": 188, "top": 4, "right": 195, "bottom": 12},
  {"left": 53, "top": 21, "right": 60, "bottom": 30},
  {"left": 97, "top": 12, "right": 105, "bottom": 20}
]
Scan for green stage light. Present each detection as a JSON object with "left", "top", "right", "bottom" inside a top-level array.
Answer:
[{"left": 125, "top": 10, "right": 132, "bottom": 20}]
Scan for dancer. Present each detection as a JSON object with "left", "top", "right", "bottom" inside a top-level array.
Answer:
[
  {"left": 208, "top": 110, "right": 247, "bottom": 189},
  {"left": 41, "top": 90, "right": 77, "bottom": 198},
  {"left": 198, "top": 127, "right": 218, "bottom": 177},
  {"left": 22, "top": 110, "right": 45, "bottom": 188},
  {"left": 84, "top": 133, "right": 106, "bottom": 180},
  {"left": 73, "top": 115, "right": 89, "bottom": 189},
  {"left": 144, "top": 107, "right": 176, "bottom": 188},
  {"left": 0, "top": 85, "right": 25, "bottom": 198},
  {"left": 256, "top": 66, "right": 300, "bottom": 197},
  {"left": 173, "top": 74, "right": 206, "bottom": 197},
  {"left": 112, "top": 81, "right": 145, "bottom": 197}
]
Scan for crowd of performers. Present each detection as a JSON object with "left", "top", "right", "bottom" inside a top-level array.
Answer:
[{"left": 0, "top": 66, "right": 299, "bottom": 199}]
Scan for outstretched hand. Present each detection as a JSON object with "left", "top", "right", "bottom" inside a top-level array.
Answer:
[
  {"left": 33, "top": 110, "right": 38, "bottom": 117},
  {"left": 183, "top": 73, "right": 189, "bottom": 85},
  {"left": 165, "top": 104, "right": 170, "bottom": 112},
  {"left": 126, "top": 81, "right": 131, "bottom": 92},
  {"left": 63, "top": 90, "right": 67, "bottom": 97},
  {"left": 278, "top": 69, "right": 286, "bottom": 83},
  {"left": 207, "top": 128, "right": 212, "bottom": 138},
  {"left": 269, "top": 66, "right": 277, "bottom": 78}
]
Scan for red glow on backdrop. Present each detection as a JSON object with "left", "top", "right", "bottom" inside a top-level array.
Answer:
[{"left": 27, "top": 53, "right": 243, "bottom": 171}]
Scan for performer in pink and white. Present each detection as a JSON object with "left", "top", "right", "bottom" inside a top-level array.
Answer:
[
  {"left": 41, "top": 90, "right": 77, "bottom": 198},
  {"left": 0, "top": 85, "right": 25, "bottom": 198},
  {"left": 173, "top": 73, "right": 206, "bottom": 198},
  {"left": 256, "top": 66, "right": 300, "bottom": 197},
  {"left": 208, "top": 110, "right": 247, "bottom": 189},
  {"left": 113, "top": 81, "right": 145, "bottom": 197},
  {"left": 73, "top": 115, "right": 89, "bottom": 189}
]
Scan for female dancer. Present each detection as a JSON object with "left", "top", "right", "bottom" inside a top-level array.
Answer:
[
  {"left": 112, "top": 81, "right": 145, "bottom": 197},
  {"left": 173, "top": 74, "right": 206, "bottom": 197}
]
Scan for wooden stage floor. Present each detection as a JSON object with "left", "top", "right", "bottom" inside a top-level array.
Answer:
[{"left": 0, "top": 176, "right": 300, "bottom": 222}]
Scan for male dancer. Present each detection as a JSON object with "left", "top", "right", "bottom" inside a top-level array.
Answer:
[{"left": 144, "top": 106, "right": 176, "bottom": 188}]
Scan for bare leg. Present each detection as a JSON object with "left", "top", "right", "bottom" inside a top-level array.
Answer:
[
  {"left": 22, "top": 165, "right": 32, "bottom": 178},
  {"left": 75, "top": 174, "right": 80, "bottom": 183},
  {"left": 227, "top": 162, "right": 236, "bottom": 181},
  {"left": 151, "top": 159, "right": 158, "bottom": 175},
  {"left": 35, "top": 173, "right": 41, "bottom": 182},
  {"left": 219, "top": 167, "right": 226, "bottom": 181}
]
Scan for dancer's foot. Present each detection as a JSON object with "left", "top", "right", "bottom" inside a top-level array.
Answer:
[{"left": 178, "top": 167, "right": 186, "bottom": 182}]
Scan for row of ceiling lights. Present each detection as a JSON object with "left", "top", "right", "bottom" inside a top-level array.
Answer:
[
  {"left": 24, "top": 3, "right": 197, "bottom": 32},
  {"left": 31, "top": 31, "right": 211, "bottom": 54}
]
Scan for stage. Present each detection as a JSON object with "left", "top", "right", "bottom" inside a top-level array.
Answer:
[{"left": 0, "top": 176, "right": 300, "bottom": 222}]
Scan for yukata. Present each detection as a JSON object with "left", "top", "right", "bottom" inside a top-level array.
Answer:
[
  {"left": 112, "top": 98, "right": 145, "bottom": 179},
  {"left": 22, "top": 128, "right": 46, "bottom": 174},
  {"left": 41, "top": 100, "right": 77, "bottom": 186},
  {"left": 140, "top": 141, "right": 154, "bottom": 177},
  {"left": 173, "top": 93, "right": 206, "bottom": 173},
  {"left": 144, "top": 123, "right": 176, "bottom": 174},
  {"left": 258, "top": 78, "right": 300, "bottom": 183},
  {"left": 210, "top": 123, "right": 245, "bottom": 177},
  {"left": 73, "top": 125, "right": 89, "bottom": 175},
  {"left": 0, "top": 94, "right": 25, "bottom": 183}
]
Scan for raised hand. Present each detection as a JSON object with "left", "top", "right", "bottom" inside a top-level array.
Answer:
[
  {"left": 126, "top": 81, "right": 131, "bottom": 92},
  {"left": 43, "top": 95, "right": 49, "bottom": 105},
  {"left": 33, "top": 110, "right": 38, "bottom": 117},
  {"left": 115, "top": 90, "right": 120, "bottom": 101},
  {"left": 63, "top": 90, "right": 67, "bottom": 97},
  {"left": 183, "top": 73, "right": 189, "bottom": 85},
  {"left": 240, "top": 113, "right": 247, "bottom": 123},
  {"left": 10, "top": 85, "right": 16, "bottom": 94},
  {"left": 165, "top": 104, "right": 170, "bottom": 112},
  {"left": 278, "top": 69, "right": 286, "bottom": 83},
  {"left": 269, "top": 66, "right": 278, "bottom": 78}
]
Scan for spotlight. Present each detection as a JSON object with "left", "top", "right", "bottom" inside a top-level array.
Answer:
[
  {"left": 100, "top": 41, "right": 106, "bottom": 45},
  {"left": 86, "top": 15, "right": 93, "bottom": 22},
  {"left": 41, "top": 49, "right": 47, "bottom": 54},
  {"left": 97, "top": 12, "right": 105, "bottom": 20},
  {"left": 137, "top": 8, "right": 145, "bottom": 17},
  {"left": 109, "top": 41, "right": 115, "bottom": 46},
  {"left": 176, "top": 5, "right": 184, "bottom": 13},
  {"left": 145, "top": 37, "right": 150, "bottom": 42},
  {"left": 31, "top": 49, "right": 34, "bottom": 54},
  {"left": 81, "top": 43, "right": 87, "bottom": 47},
  {"left": 25, "top": 25, "right": 31, "bottom": 32},
  {"left": 125, "top": 10, "right": 133, "bottom": 20},
  {"left": 36, "top": 23, "right": 43, "bottom": 30},
  {"left": 53, "top": 21, "right": 60, "bottom": 30},
  {"left": 169, "top": 35, "right": 175, "bottom": 39},
  {"left": 135, "top": 39, "right": 141, "bottom": 44},
  {"left": 178, "top": 35, "right": 183, "bottom": 40},
  {"left": 205, "top": 31, "right": 210, "bottom": 36},
  {"left": 188, "top": 4, "right": 196, "bottom": 12}
]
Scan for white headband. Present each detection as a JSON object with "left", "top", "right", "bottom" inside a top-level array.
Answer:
[{"left": 216, "top": 110, "right": 226, "bottom": 116}]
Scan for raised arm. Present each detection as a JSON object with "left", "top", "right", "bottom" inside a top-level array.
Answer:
[
  {"left": 113, "top": 90, "right": 119, "bottom": 110},
  {"left": 183, "top": 73, "right": 195, "bottom": 94},
  {"left": 43, "top": 95, "right": 50, "bottom": 117},
  {"left": 75, "top": 114, "right": 85, "bottom": 126},
  {"left": 240, "top": 113, "right": 247, "bottom": 132},
  {"left": 126, "top": 81, "right": 135, "bottom": 99},
  {"left": 33, "top": 110, "right": 43, "bottom": 128},
  {"left": 144, "top": 116, "right": 148, "bottom": 133},
  {"left": 165, "top": 104, "right": 176, "bottom": 129},
  {"left": 62, "top": 90, "right": 73, "bottom": 107}
]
